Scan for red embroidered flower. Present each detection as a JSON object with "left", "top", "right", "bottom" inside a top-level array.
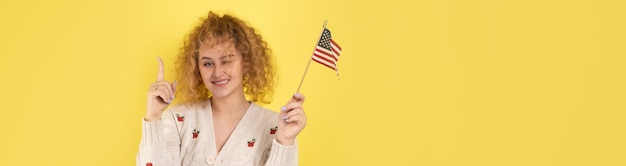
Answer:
[
  {"left": 192, "top": 129, "right": 200, "bottom": 138},
  {"left": 146, "top": 162, "right": 153, "bottom": 166},
  {"left": 269, "top": 126, "right": 278, "bottom": 134},
  {"left": 247, "top": 138, "right": 256, "bottom": 147},
  {"left": 175, "top": 114, "right": 184, "bottom": 122}
]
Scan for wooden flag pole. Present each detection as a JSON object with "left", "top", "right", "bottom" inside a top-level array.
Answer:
[{"left": 295, "top": 20, "right": 328, "bottom": 93}]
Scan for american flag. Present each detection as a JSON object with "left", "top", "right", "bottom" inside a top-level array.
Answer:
[{"left": 312, "top": 28, "right": 342, "bottom": 71}]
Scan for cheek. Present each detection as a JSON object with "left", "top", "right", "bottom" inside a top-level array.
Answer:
[
  {"left": 198, "top": 68, "right": 211, "bottom": 81},
  {"left": 235, "top": 60, "right": 246, "bottom": 74},
  {"left": 237, "top": 64, "right": 246, "bottom": 74}
]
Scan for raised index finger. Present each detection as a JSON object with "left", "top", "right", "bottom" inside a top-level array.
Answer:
[{"left": 157, "top": 56, "right": 164, "bottom": 81}]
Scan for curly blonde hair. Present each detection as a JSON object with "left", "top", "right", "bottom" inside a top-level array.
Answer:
[{"left": 174, "top": 11, "right": 275, "bottom": 104}]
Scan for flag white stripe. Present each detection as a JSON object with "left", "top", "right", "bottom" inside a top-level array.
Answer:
[
  {"left": 316, "top": 46, "right": 336, "bottom": 60},
  {"left": 312, "top": 55, "right": 336, "bottom": 67},
  {"left": 314, "top": 50, "right": 337, "bottom": 64},
  {"left": 331, "top": 43, "right": 342, "bottom": 54},
  {"left": 312, "top": 55, "right": 337, "bottom": 69},
  {"left": 331, "top": 52, "right": 339, "bottom": 62},
  {"left": 331, "top": 44, "right": 341, "bottom": 61}
]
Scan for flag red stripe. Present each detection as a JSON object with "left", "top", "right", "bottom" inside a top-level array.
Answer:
[
  {"left": 312, "top": 55, "right": 336, "bottom": 68},
  {"left": 313, "top": 58, "right": 336, "bottom": 70},
  {"left": 330, "top": 39, "right": 342, "bottom": 51},
  {"left": 330, "top": 39, "right": 341, "bottom": 61},
  {"left": 331, "top": 43, "right": 341, "bottom": 58},
  {"left": 333, "top": 49, "right": 341, "bottom": 57},
  {"left": 313, "top": 53, "right": 336, "bottom": 66},
  {"left": 315, "top": 47, "right": 337, "bottom": 61},
  {"left": 331, "top": 49, "right": 340, "bottom": 62}
]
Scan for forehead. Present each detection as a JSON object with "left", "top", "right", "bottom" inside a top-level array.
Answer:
[{"left": 198, "top": 40, "right": 240, "bottom": 58}]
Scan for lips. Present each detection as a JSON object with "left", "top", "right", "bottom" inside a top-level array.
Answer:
[{"left": 212, "top": 79, "right": 229, "bottom": 85}]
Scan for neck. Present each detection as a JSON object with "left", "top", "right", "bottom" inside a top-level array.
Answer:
[{"left": 211, "top": 93, "right": 250, "bottom": 117}]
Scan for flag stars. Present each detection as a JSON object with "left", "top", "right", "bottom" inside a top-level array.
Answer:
[{"left": 318, "top": 30, "right": 333, "bottom": 50}]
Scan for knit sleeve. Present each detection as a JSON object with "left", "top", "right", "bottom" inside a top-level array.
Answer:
[
  {"left": 265, "top": 138, "right": 298, "bottom": 166},
  {"left": 136, "top": 111, "right": 182, "bottom": 166}
]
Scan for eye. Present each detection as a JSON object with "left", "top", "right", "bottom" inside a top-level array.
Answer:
[
  {"left": 222, "top": 60, "right": 232, "bottom": 65},
  {"left": 203, "top": 62, "right": 214, "bottom": 67}
]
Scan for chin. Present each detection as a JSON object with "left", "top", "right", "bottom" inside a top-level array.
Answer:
[{"left": 209, "top": 91, "right": 227, "bottom": 97}]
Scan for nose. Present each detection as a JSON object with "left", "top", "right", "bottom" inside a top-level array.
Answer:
[{"left": 213, "top": 63, "right": 229, "bottom": 77}]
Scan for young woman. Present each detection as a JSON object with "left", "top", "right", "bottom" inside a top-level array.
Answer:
[{"left": 137, "top": 11, "right": 307, "bottom": 166}]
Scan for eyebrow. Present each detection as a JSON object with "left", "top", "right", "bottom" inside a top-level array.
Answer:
[{"left": 200, "top": 54, "right": 234, "bottom": 60}]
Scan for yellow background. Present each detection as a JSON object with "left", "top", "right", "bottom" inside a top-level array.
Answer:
[{"left": 1, "top": 0, "right": 625, "bottom": 165}]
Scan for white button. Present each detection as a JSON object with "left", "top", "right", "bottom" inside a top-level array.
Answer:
[{"left": 206, "top": 157, "right": 215, "bottom": 165}]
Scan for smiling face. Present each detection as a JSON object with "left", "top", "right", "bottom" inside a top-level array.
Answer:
[{"left": 197, "top": 41, "right": 245, "bottom": 100}]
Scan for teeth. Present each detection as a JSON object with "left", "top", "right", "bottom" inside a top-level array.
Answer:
[{"left": 214, "top": 80, "right": 228, "bottom": 85}]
